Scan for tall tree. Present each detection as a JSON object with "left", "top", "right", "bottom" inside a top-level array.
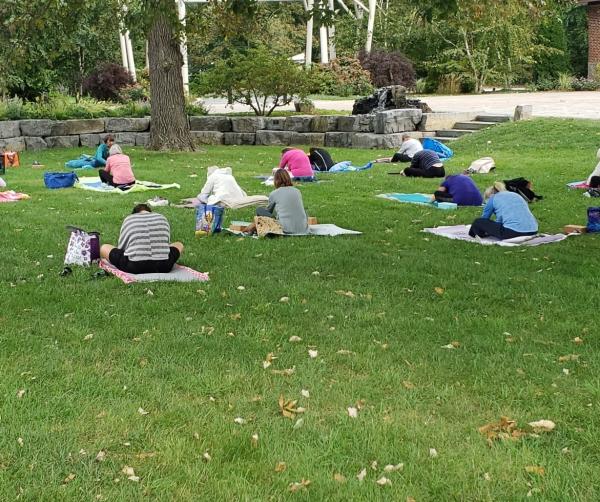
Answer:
[{"left": 127, "top": 0, "right": 194, "bottom": 151}]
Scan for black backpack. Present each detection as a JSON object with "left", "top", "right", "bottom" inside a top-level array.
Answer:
[
  {"left": 309, "top": 148, "right": 335, "bottom": 172},
  {"left": 503, "top": 177, "right": 543, "bottom": 202}
]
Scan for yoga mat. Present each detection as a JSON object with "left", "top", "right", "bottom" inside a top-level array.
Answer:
[
  {"left": 377, "top": 193, "right": 458, "bottom": 210},
  {"left": 74, "top": 177, "right": 180, "bottom": 194},
  {"left": 423, "top": 225, "right": 571, "bottom": 247},
  {"left": 0, "top": 191, "right": 30, "bottom": 203},
  {"left": 567, "top": 180, "right": 589, "bottom": 189},
  {"left": 226, "top": 224, "right": 362, "bottom": 238},
  {"left": 99, "top": 259, "right": 209, "bottom": 283}
]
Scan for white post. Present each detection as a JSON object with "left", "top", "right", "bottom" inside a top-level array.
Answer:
[
  {"left": 328, "top": 0, "right": 336, "bottom": 61},
  {"left": 319, "top": 25, "right": 329, "bottom": 64},
  {"left": 125, "top": 31, "right": 137, "bottom": 82},
  {"left": 365, "top": 0, "right": 376, "bottom": 54},
  {"left": 178, "top": 0, "right": 189, "bottom": 94},
  {"left": 119, "top": 33, "right": 129, "bottom": 70},
  {"left": 305, "top": 0, "right": 314, "bottom": 69}
]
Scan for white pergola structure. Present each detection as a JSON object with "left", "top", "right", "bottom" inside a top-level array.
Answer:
[{"left": 119, "top": 0, "right": 377, "bottom": 93}]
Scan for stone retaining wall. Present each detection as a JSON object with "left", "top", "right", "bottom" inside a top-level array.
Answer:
[{"left": 0, "top": 110, "right": 479, "bottom": 152}]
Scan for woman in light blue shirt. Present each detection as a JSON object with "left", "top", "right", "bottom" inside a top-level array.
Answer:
[{"left": 469, "top": 182, "right": 538, "bottom": 239}]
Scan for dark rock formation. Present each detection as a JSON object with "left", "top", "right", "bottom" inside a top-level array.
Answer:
[{"left": 352, "top": 85, "right": 431, "bottom": 115}]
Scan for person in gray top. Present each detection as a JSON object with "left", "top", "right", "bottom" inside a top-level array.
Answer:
[{"left": 245, "top": 169, "right": 309, "bottom": 235}]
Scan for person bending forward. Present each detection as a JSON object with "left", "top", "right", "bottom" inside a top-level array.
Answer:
[
  {"left": 469, "top": 182, "right": 538, "bottom": 240},
  {"left": 403, "top": 150, "right": 445, "bottom": 178},
  {"left": 100, "top": 204, "right": 183, "bottom": 274},
  {"left": 99, "top": 144, "right": 135, "bottom": 187}
]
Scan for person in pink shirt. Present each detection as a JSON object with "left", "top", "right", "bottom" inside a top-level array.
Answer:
[
  {"left": 99, "top": 144, "right": 136, "bottom": 187},
  {"left": 278, "top": 148, "right": 314, "bottom": 179}
]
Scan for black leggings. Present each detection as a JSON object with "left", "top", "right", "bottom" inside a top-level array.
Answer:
[
  {"left": 434, "top": 190, "right": 454, "bottom": 203},
  {"left": 469, "top": 218, "right": 536, "bottom": 240},
  {"left": 590, "top": 176, "right": 600, "bottom": 188},
  {"left": 391, "top": 153, "right": 412, "bottom": 163},
  {"left": 404, "top": 166, "right": 445, "bottom": 178}
]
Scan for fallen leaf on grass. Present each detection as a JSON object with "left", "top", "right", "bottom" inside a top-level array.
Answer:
[
  {"left": 402, "top": 381, "right": 415, "bottom": 390},
  {"left": 262, "top": 352, "right": 276, "bottom": 369},
  {"left": 562, "top": 368, "right": 570, "bottom": 376},
  {"left": 434, "top": 287, "right": 445, "bottom": 295},
  {"left": 288, "top": 336, "right": 302, "bottom": 343},
  {"left": 573, "top": 336, "right": 583, "bottom": 344},
  {"left": 251, "top": 433, "right": 259, "bottom": 447},
  {"left": 293, "top": 418, "right": 304, "bottom": 430},
  {"left": 336, "top": 349, "right": 355, "bottom": 355},
  {"left": 301, "top": 389, "right": 310, "bottom": 398},
  {"left": 558, "top": 354, "right": 579, "bottom": 362},
  {"left": 347, "top": 407, "right": 358, "bottom": 418},
  {"left": 483, "top": 472, "right": 491, "bottom": 481},
  {"left": 357, "top": 468, "right": 367, "bottom": 482},
  {"left": 308, "top": 350, "right": 318, "bottom": 359},
  {"left": 230, "top": 313, "right": 241, "bottom": 321},
  {"left": 429, "top": 448, "right": 438, "bottom": 458},
  {"left": 376, "top": 476, "right": 392, "bottom": 486},
  {"left": 441, "top": 341, "right": 460, "bottom": 349},
  {"left": 528, "top": 420, "right": 555, "bottom": 432},
  {"left": 279, "top": 396, "right": 299, "bottom": 419},
  {"left": 335, "top": 290, "right": 355, "bottom": 298},
  {"left": 279, "top": 296, "right": 290, "bottom": 303},
  {"left": 478, "top": 416, "right": 528, "bottom": 445},
  {"left": 288, "top": 479, "right": 310, "bottom": 492},
  {"left": 271, "top": 367, "right": 295, "bottom": 376},
  {"left": 202, "top": 451, "right": 212, "bottom": 462},
  {"left": 234, "top": 417, "right": 247, "bottom": 425},
  {"left": 275, "top": 462, "right": 287, "bottom": 473},
  {"left": 136, "top": 452, "right": 156, "bottom": 460},
  {"left": 63, "top": 473, "right": 76, "bottom": 485},
  {"left": 333, "top": 473, "right": 346, "bottom": 483},
  {"left": 137, "top": 407, "right": 149, "bottom": 416},
  {"left": 383, "top": 463, "right": 404, "bottom": 472},
  {"left": 95, "top": 450, "right": 107, "bottom": 462},
  {"left": 84, "top": 334, "right": 94, "bottom": 341},
  {"left": 525, "top": 465, "right": 545, "bottom": 476},
  {"left": 17, "top": 437, "right": 24, "bottom": 447},
  {"left": 16, "top": 389, "right": 25, "bottom": 399}
]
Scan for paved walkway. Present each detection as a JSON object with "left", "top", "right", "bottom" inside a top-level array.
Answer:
[{"left": 203, "top": 91, "right": 600, "bottom": 119}]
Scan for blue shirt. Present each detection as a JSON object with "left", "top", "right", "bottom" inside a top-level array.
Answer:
[
  {"left": 441, "top": 175, "right": 482, "bottom": 206},
  {"left": 94, "top": 144, "right": 109, "bottom": 167},
  {"left": 482, "top": 191, "right": 538, "bottom": 233}
]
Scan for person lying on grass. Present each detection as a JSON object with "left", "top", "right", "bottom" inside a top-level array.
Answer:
[
  {"left": 401, "top": 149, "right": 445, "bottom": 178},
  {"left": 374, "top": 133, "right": 423, "bottom": 163},
  {"left": 469, "top": 181, "right": 538, "bottom": 240},
  {"left": 197, "top": 166, "right": 247, "bottom": 206},
  {"left": 99, "top": 144, "right": 135, "bottom": 188},
  {"left": 244, "top": 169, "right": 309, "bottom": 235},
  {"left": 434, "top": 174, "right": 483, "bottom": 206},
  {"left": 278, "top": 147, "right": 315, "bottom": 181},
  {"left": 100, "top": 204, "right": 184, "bottom": 274}
]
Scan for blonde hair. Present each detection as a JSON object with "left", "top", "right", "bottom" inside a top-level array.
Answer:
[
  {"left": 109, "top": 144, "right": 123, "bottom": 156},
  {"left": 484, "top": 181, "right": 506, "bottom": 201}
]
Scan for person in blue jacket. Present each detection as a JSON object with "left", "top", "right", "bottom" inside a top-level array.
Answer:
[
  {"left": 469, "top": 181, "right": 538, "bottom": 240},
  {"left": 65, "top": 134, "right": 114, "bottom": 169}
]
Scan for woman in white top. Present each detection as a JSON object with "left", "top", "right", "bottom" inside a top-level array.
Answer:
[
  {"left": 374, "top": 133, "right": 423, "bottom": 163},
  {"left": 198, "top": 166, "right": 247, "bottom": 206}
]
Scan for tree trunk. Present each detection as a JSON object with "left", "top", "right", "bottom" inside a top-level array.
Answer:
[{"left": 147, "top": 11, "right": 194, "bottom": 151}]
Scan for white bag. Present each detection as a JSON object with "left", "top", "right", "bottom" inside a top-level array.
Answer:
[{"left": 467, "top": 157, "right": 495, "bottom": 174}]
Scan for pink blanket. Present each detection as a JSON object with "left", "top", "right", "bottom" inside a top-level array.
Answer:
[
  {"left": 99, "top": 259, "right": 209, "bottom": 284},
  {"left": 0, "top": 191, "right": 30, "bottom": 203}
]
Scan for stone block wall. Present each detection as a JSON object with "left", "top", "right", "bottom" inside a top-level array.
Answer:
[{"left": 0, "top": 110, "right": 478, "bottom": 152}]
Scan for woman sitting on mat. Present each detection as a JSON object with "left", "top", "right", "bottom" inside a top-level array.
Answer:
[
  {"left": 100, "top": 204, "right": 183, "bottom": 274},
  {"left": 245, "top": 169, "right": 309, "bottom": 235},
  {"left": 99, "top": 144, "right": 135, "bottom": 187},
  {"left": 197, "top": 166, "right": 247, "bottom": 206},
  {"left": 278, "top": 147, "right": 315, "bottom": 181},
  {"left": 434, "top": 174, "right": 483, "bottom": 206},
  {"left": 469, "top": 181, "right": 538, "bottom": 240},
  {"left": 402, "top": 149, "right": 445, "bottom": 178}
]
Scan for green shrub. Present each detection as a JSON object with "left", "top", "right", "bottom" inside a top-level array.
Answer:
[
  {"left": 309, "top": 57, "right": 373, "bottom": 97},
  {"left": 534, "top": 78, "right": 558, "bottom": 91},
  {"left": 193, "top": 46, "right": 312, "bottom": 116},
  {"left": 557, "top": 72, "right": 574, "bottom": 91},
  {"left": 571, "top": 77, "right": 600, "bottom": 91},
  {"left": 0, "top": 97, "right": 25, "bottom": 120}
]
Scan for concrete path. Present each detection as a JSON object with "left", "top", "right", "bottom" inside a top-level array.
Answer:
[{"left": 202, "top": 91, "right": 600, "bottom": 119}]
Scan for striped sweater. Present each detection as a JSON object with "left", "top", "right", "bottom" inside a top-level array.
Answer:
[{"left": 118, "top": 212, "right": 171, "bottom": 261}]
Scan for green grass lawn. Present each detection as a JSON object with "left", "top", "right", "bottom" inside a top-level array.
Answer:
[{"left": 1, "top": 119, "right": 599, "bottom": 501}]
